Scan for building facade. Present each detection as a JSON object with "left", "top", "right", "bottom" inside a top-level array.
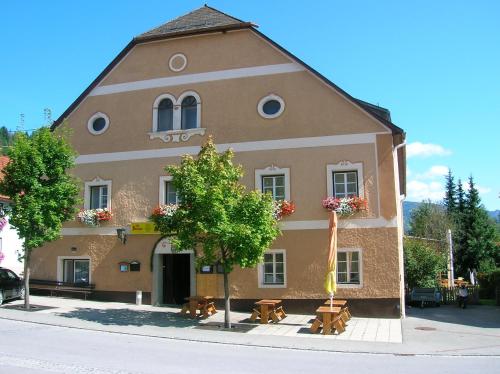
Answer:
[{"left": 31, "top": 6, "right": 406, "bottom": 316}]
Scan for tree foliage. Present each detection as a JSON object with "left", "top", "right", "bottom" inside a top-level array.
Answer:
[
  {"left": 404, "top": 238, "right": 446, "bottom": 289},
  {"left": 0, "top": 126, "right": 14, "bottom": 155},
  {"left": 151, "top": 138, "right": 280, "bottom": 327},
  {"left": 408, "top": 200, "right": 451, "bottom": 245},
  {"left": 0, "top": 126, "right": 80, "bottom": 308},
  {"left": 443, "top": 169, "right": 456, "bottom": 215}
]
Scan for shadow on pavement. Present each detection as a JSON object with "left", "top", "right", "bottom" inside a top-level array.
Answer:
[
  {"left": 406, "top": 304, "right": 500, "bottom": 329},
  {"left": 56, "top": 308, "right": 201, "bottom": 328}
]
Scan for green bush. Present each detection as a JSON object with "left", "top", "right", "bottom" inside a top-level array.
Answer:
[
  {"left": 477, "top": 269, "right": 500, "bottom": 299},
  {"left": 404, "top": 238, "right": 446, "bottom": 289}
]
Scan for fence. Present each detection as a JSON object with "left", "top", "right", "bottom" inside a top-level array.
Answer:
[{"left": 440, "top": 285, "right": 480, "bottom": 305}]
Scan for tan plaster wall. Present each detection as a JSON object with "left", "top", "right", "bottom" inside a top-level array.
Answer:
[
  {"left": 31, "top": 227, "right": 399, "bottom": 299},
  {"left": 229, "top": 228, "right": 400, "bottom": 299},
  {"left": 30, "top": 235, "right": 157, "bottom": 292},
  {"left": 64, "top": 142, "right": 389, "bottom": 228},
  {"left": 101, "top": 31, "right": 290, "bottom": 85},
  {"left": 376, "top": 134, "right": 397, "bottom": 219}
]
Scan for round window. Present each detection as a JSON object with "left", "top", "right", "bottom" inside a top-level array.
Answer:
[
  {"left": 257, "top": 95, "right": 285, "bottom": 119},
  {"left": 87, "top": 112, "right": 110, "bottom": 135}
]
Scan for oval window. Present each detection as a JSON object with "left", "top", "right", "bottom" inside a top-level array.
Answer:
[
  {"left": 258, "top": 95, "right": 285, "bottom": 119},
  {"left": 87, "top": 112, "right": 110, "bottom": 135}
]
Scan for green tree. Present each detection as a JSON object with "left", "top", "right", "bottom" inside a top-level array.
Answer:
[
  {"left": 404, "top": 238, "right": 446, "bottom": 288},
  {"left": 0, "top": 126, "right": 80, "bottom": 309},
  {"left": 408, "top": 200, "right": 451, "bottom": 244},
  {"left": 443, "top": 169, "right": 457, "bottom": 215},
  {"left": 454, "top": 176, "right": 497, "bottom": 277},
  {"left": 151, "top": 138, "right": 280, "bottom": 328},
  {"left": 0, "top": 126, "right": 12, "bottom": 155}
]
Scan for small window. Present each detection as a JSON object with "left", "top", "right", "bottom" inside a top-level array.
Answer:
[
  {"left": 158, "top": 99, "right": 174, "bottom": 131},
  {"left": 119, "top": 263, "right": 129, "bottom": 272},
  {"left": 90, "top": 185, "right": 108, "bottom": 210},
  {"left": 261, "top": 175, "right": 285, "bottom": 201},
  {"left": 200, "top": 265, "right": 213, "bottom": 274},
  {"left": 164, "top": 181, "right": 178, "bottom": 204},
  {"left": 257, "top": 95, "right": 285, "bottom": 119},
  {"left": 63, "top": 259, "right": 90, "bottom": 285},
  {"left": 333, "top": 171, "right": 358, "bottom": 198},
  {"left": 262, "top": 251, "right": 285, "bottom": 286},
  {"left": 129, "top": 261, "right": 141, "bottom": 272},
  {"left": 87, "top": 112, "right": 110, "bottom": 135},
  {"left": 181, "top": 96, "right": 197, "bottom": 130},
  {"left": 337, "top": 250, "right": 361, "bottom": 285}
]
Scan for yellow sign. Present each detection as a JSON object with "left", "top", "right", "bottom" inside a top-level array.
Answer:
[{"left": 130, "top": 222, "right": 159, "bottom": 235}]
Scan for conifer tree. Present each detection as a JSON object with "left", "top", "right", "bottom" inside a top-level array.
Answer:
[{"left": 443, "top": 169, "right": 457, "bottom": 214}]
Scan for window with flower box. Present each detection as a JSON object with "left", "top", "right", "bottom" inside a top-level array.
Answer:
[
  {"left": 255, "top": 166, "right": 290, "bottom": 201},
  {"left": 333, "top": 171, "right": 358, "bottom": 198},
  {"left": 258, "top": 250, "right": 286, "bottom": 288},
  {"left": 159, "top": 176, "right": 179, "bottom": 205},
  {"left": 326, "top": 162, "right": 364, "bottom": 200}
]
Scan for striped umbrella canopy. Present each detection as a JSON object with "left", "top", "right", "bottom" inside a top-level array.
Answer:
[{"left": 324, "top": 211, "right": 338, "bottom": 308}]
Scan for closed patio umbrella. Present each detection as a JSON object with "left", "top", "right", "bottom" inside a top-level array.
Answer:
[{"left": 324, "top": 211, "right": 338, "bottom": 308}]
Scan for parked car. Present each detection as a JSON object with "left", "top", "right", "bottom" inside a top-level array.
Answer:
[
  {"left": 410, "top": 287, "right": 442, "bottom": 308},
  {"left": 0, "top": 267, "right": 24, "bottom": 305}
]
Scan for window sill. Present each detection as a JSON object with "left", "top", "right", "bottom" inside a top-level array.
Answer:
[
  {"left": 148, "top": 128, "right": 206, "bottom": 143},
  {"left": 337, "top": 283, "right": 362, "bottom": 289},
  {"left": 258, "top": 283, "right": 286, "bottom": 289}
]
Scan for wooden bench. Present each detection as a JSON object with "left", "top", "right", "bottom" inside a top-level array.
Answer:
[
  {"left": 180, "top": 296, "right": 217, "bottom": 318},
  {"left": 30, "top": 279, "right": 95, "bottom": 300}
]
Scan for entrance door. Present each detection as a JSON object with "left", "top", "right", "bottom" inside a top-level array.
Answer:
[{"left": 162, "top": 254, "right": 191, "bottom": 305}]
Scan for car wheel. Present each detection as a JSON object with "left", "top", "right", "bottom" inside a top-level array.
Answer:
[
  {"left": 0, "top": 291, "right": 4, "bottom": 305},
  {"left": 19, "top": 287, "right": 25, "bottom": 300}
]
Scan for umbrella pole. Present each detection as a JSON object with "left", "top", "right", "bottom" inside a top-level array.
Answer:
[{"left": 329, "top": 292, "right": 334, "bottom": 309}]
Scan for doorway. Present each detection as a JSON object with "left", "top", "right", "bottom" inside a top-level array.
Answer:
[{"left": 162, "top": 254, "right": 191, "bottom": 305}]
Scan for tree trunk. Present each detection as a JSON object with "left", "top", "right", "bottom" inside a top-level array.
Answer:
[
  {"left": 23, "top": 250, "right": 30, "bottom": 310},
  {"left": 223, "top": 269, "right": 231, "bottom": 329}
]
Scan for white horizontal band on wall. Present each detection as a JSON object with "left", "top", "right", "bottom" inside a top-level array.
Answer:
[
  {"left": 280, "top": 217, "right": 398, "bottom": 230},
  {"left": 90, "top": 63, "right": 306, "bottom": 96},
  {"left": 60, "top": 217, "right": 397, "bottom": 236},
  {"left": 76, "top": 133, "right": 379, "bottom": 164}
]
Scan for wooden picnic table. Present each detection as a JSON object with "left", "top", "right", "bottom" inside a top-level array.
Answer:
[
  {"left": 250, "top": 299, "right": 287, "bottom": 324},
  {"left": 324, "top": 299, "right": 352, "bottom": 320},
  {"left": 311, "top": 306, "right": 345, "bottom": 335},
  {"left": 180, "top": 296, "right": 217, "bottom": 318}
]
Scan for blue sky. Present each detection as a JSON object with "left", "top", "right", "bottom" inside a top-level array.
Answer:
[{"left": 1, "top": 1, "right": 499, "bottom": 210}]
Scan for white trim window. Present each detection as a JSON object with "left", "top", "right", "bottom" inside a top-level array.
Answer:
[
  {"left": 152, "top": 91, "right": 201, "bottom": 132},
  {"left": 255, "top": 166, "right": 290, "bottom": 201},
  {"left": 84, "top": 178, "right": 112, "bottom": 210},
  {"left": 257, "top": 94, "right": 285, "bottom": 119},
  {"left": 159, "top": 176, "right": 179, "bottom": 205},
  {"left": 87, "top": 112, "right": 110, "bottom": 135},
  {"left": 258, "top": 250, "right": 286, "bottom": 288},
  {"left": 337, "top": 249, "right": 362, "bottom": 288},
  {"left": 57, "top": 256, "right": 91, "bottom": 285},
  {"left": 327, "top": 162, "right": 364, "bottom": 198}
]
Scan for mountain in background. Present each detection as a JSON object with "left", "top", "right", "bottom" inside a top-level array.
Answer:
[{"left": 402, "top": 201, "right": 499, "bottom": 234}]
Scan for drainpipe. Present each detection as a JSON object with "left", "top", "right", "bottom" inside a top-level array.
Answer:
[{"left": 392, "top": 141, "right": 406, "bottom": 318}]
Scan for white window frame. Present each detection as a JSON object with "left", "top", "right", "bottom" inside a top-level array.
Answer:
[
  {"left": 258, "top": 249, "right": 287, "bottom": 288},
  {"left": 152, "top": 93, "right": 177, "bottom": 132},
  {"left": 327, "top": 161, "right": 364, "bottom": 198},
  {"left": 84, "top": 178, "right": 112, "bottom": 210},
  {"left": 255, "top": 166, "right": 290, "bottom": 201},
  {"left": 152, "top": 91, "right": 201, "bottom": 132},
  {"left": 336, "top": 248, "right": 363, "bottom": 289},
  {"left": 87, "top": 112, "right": 110, "bottom": 135},
  {"left": 257, "top": 94, "right": 285, "bottom": 119},
  {"left": 57, "top": 256, "right": 91, "bottom": 284},
  {"left": 159, "top": 176, "right": 179, "bottom": 205}
]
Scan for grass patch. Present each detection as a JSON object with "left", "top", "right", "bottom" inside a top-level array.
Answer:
[{"left": 479, "top": 299, "right": 497, "bottom": 306}]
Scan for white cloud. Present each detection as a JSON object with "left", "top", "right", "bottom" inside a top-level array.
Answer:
[
  {"left": 464, "top": 181, "right": 492, "bottom": 195},
  {"left": 407, "top": 180, "right": 444, "bottom": 202},
  {"left": 406, "top": 142, "right": 452, "bottom": 158},
  {"left": 415, "top": 165, "right": 449, "bottom": 180}
]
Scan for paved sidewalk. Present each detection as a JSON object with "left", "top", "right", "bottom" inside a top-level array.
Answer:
[{"left": 1, "top": 296, "right": 499, "bottom": 356}]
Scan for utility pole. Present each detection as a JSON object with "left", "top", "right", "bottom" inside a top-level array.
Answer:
[{"left": 447, "top": 229, "right": 455, "bottom": 288}]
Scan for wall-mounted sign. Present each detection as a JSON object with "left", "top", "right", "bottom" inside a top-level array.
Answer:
[
  {"left": 130, "top": 222, "right": 159, "bottom": 235},
  {"left": 119, "top": 262, "right": 129, "bottom": 272},
  {"left": 130, "top": 261, "right": 141, "bottom": 272}
]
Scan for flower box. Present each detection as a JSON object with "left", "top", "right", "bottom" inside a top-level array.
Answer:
[
  {"left": 77, "top": 208, "right": 112, "bottom": 227},
  {"left": 273, "top": 200, "right": 295, "bottom": 220},
  {"left": 322, "top": 196, "right": 367, "bottom": 216}
]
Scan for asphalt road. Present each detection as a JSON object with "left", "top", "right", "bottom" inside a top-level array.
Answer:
[{"left": 0, "top": 319, "right": 498, "bottom": 374}]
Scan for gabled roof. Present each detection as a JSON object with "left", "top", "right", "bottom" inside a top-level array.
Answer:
[
  {"left": 51, "top": 5, "right": 404, "bottom": 137},
  {"left": 137, "top": 5, "right": 248, "bottom": 40}
]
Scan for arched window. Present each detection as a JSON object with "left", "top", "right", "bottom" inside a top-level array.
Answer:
[
  {"left": 157, "top": 98, "right": 174, "bottom": 131},
  {"left": 181, "top": 96, "right": 197, "bottom": 130}
]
